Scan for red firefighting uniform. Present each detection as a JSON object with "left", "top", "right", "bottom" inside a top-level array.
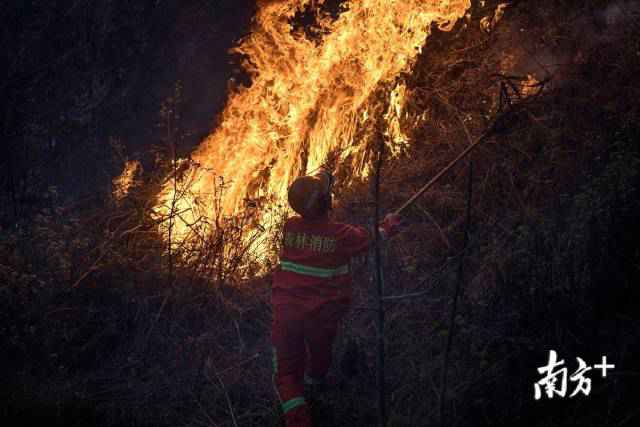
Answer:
[{"left": 271, "top": 215, "right": 371, "bottom": 427}]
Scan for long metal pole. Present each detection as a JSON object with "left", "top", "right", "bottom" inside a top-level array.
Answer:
[
  {"left": 393, "top": 125, "right": 494, "bottom": 216},
  {"left": 374, "top": 136, "right": 387, "bottom": 427},
  {"left": 439, "top": 161, "right": 474, "bottom": 427}
]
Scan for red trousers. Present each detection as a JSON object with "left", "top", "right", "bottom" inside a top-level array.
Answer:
[{"left": 271, "top": 299, "right": 348, "bottom": 427}]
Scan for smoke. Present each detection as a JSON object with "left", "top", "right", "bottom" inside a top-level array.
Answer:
[{"left": 501, "top": 1, "right": 639, "bottom": 84}]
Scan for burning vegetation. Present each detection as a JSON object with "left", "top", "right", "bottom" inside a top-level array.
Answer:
[
  {"left": 152, "top": 0, "right": 471, "bottom": 261},
  {"left": 2, "top": 1, "right": 640, "bottom": 426}
]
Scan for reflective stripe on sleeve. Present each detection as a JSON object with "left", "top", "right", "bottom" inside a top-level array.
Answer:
[{"left": 280, "top": 260, "right": 349, "bottom": 278}]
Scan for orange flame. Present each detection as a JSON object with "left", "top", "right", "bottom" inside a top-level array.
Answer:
[
  {"left": 155, "top": 0, "right": 470, "bottom": 250},
  {"left": 113, "top": 160, "right": 141, "bottom": 202}
]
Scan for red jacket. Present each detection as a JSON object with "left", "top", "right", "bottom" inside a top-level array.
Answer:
[{"left": 272, "top": 215, "right": 371, "bottom": 311}]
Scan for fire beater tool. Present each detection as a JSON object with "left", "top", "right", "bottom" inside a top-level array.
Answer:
[{"left": 393, "top": 114, "right": 504, "bottom": 215}]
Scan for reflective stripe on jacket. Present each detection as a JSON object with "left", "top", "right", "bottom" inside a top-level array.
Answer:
[{"left": 272, "top": 215, "right": 370, "bottom": 310}]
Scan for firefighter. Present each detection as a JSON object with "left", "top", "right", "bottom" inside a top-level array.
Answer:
[{"left": 271, "top": 168, "right": 403, "bottom": 427}]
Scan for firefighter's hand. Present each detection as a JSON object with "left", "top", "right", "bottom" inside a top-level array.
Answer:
[{"left": 379, "top": 213, "right": 403, "bottom": 239}]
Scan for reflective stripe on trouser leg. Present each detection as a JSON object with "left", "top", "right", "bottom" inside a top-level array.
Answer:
[
  {"left": 282, "top": 396, "right": 306, "bottom": 414},
  {"left": 271, "top": 307, "right": 307, "bottom": 421},
  {"left": 272, "top": 346, "right": 282, "bottom": 403}
]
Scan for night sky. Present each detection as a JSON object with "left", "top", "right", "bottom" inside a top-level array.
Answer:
[{"left": 120, "top": 1, "right": 256, "bottom": 157}]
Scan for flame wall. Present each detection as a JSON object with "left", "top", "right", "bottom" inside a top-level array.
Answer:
[{"left": 156, "top": 0, "right": 470, "bottom": 245}]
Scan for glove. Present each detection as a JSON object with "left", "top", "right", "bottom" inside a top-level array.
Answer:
[{"left": 379, "top": 213, "right": 403, "bottom": 239}]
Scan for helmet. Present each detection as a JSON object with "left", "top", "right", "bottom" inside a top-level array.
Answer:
[{"left": 287, "top": 169, "right": 334, "bottom": 218}]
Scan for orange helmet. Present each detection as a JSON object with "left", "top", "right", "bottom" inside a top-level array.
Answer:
[{"left": 287, "top": 170, "right": 333, "bottom": 218}]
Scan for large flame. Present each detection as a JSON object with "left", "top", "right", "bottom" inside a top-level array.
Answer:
[{"left": 155, "top": 0, "right": 470, "bottom": 252}]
